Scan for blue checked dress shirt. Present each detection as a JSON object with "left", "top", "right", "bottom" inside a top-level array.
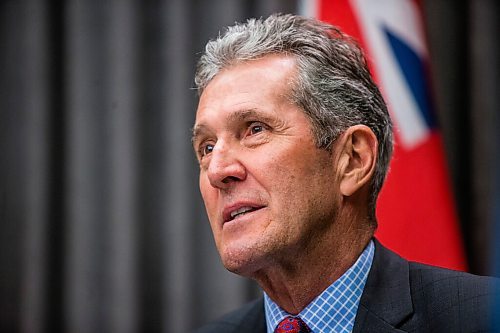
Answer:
[{"left": 264, "top": 240, "right": 375, "bottom": 333}]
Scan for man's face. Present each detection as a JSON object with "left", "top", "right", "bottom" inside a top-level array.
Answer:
[{"left": 193, "top": 55, "right": 341, "bottom": 275}]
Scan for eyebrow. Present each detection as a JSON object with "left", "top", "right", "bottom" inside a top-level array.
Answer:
[
  {"left": 191, "top": 108, "right": 274, "bottom": 145},
  {"left": 227, "top": 108, "right": 267, "bottom": 123},
  {"left": 191, "top": 124, "right": 210, "bottom": 145}
]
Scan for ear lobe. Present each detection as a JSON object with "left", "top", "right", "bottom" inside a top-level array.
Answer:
[{"left": 339, "top": 125, "right": 378, "bottom": 197}]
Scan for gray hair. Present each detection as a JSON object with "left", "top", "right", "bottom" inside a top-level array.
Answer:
[{"left": 195, "top": 14, "right": 393, "bottom": 223}]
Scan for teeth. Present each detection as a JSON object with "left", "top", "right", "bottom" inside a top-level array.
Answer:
[{"left": 230, "top": 206, "right": 254, "bottom": 219}]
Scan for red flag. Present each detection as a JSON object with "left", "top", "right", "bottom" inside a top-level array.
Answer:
[{"left": 309, "top": 0, "right": 466, "bottom": 270}]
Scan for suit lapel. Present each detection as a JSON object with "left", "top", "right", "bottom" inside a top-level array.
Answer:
[{"left": 353, "top": 239, "right": 413, "bottom": 332}]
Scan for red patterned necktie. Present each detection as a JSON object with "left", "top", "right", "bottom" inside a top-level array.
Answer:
[{"left": 275, "top": 316, "right": 312, "bottom": 333}]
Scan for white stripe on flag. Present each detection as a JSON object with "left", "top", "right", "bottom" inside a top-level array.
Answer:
[
  {"left": 350, "top": 0, "right": 430, "bottom": 149},
  {"left": 298, "top": 0, "right": 319, "bottom": 18}
]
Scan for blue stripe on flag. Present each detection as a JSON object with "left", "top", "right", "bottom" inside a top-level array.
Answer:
[{"left": 383, "top": 27, "right": 436, "bottom": 129}]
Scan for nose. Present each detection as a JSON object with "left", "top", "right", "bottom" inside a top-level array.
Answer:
[{"left": 206, "top": 141, "right": 247, "bottom": 189}]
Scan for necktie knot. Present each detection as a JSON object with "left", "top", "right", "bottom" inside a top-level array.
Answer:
[{"left": 275, "top": 316, "right": 312, "bottom": 333}]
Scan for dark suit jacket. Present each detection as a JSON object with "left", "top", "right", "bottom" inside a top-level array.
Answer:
[{"left": 194, "top": 239, "right": 499, "bottom": 332}]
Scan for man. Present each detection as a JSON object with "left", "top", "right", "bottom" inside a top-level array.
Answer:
[{"left": 192, "top": 14, "right": 497, "bottom": 332}]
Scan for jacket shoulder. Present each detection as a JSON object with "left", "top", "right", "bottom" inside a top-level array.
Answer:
[
  {"left": 192, "top": 298, "right": 266, "bottom": 333},
  {"left": 408, "top": 260, "right": 498, "bottom": 305},
  {"left": 405, "top": 260, "right": 499, "bottom": 331},
  {"left": 409, "top": 260, "right": 497, "bottom": 292},
  {"left": 357, "top": 240, "right": 499, "bottom": 332}
]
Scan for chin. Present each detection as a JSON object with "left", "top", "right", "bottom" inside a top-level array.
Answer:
[{"left": 220, "top": 246, "right": 268, "bottom": 277}]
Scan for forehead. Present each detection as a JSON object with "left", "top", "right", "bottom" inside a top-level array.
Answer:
[{"left": 194, "top": 55, "right": 298, "bottom": 125}]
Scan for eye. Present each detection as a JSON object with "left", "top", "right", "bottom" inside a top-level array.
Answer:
[
  {"left": 199, "top": 142, "right": 214, "bottom": 157},
  {"left": 248, "top": 122, "right": 266, "bottom": 135}
]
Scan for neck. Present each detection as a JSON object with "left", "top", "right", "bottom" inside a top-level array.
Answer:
[{"left": 252, "top": 212, "right": 373, "bottom": 314}]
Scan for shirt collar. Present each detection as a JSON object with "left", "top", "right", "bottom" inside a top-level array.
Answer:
[{"left": 264, "top": 240, "right": 375, "bottom": 333}]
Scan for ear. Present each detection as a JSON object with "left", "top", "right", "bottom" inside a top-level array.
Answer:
[{"left": 337, "top": 125, "right": 378, "bottom": 197}]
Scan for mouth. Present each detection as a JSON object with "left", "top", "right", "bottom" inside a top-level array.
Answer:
[{"left": 223, "top": 204, "right": 265, "bottom": 223}]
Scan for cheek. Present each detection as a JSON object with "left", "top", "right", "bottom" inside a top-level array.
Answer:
[
  {"left": 199, "top": 177, "right": 223, "bottom": 245},
  {"left": 268, "top": 151, "right": 336, "bottom": 215},
  {"left": 200, "top": 176, "right": 218, "bottom": 219},
  {"left": 260, "top": 156, "right": 310, "bottom": 211}
]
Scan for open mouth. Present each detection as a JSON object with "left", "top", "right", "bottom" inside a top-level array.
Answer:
[{"left": 224, "top": 205, "right": 265, "bottom": 223}]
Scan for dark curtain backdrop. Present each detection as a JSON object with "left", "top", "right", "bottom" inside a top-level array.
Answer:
[
  {"left": 423, "top": 0, "right": 500, "bottom": 275},
  {"left": 0, "top": 1, "right": 498, "bottom": 332}
]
